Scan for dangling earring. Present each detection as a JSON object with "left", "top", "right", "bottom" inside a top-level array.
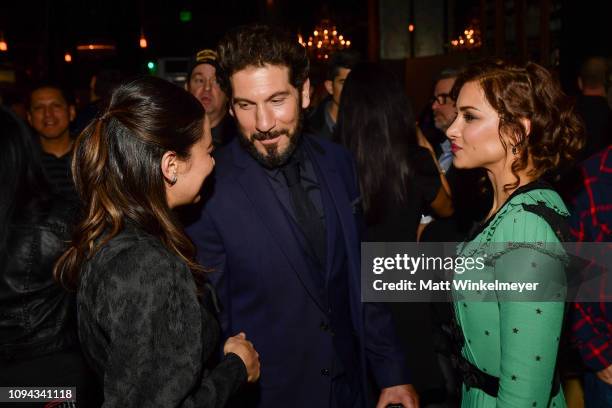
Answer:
[
  {"left": 511, "top": 145, "right": 518, "bottom": 156},
  {"left": 170, "top": 173, "right": 177, "bottom": 185}
]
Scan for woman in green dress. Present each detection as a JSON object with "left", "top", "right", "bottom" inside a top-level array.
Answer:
[{"left": 446, "top": 61, "right": 584, "bottom": 407}]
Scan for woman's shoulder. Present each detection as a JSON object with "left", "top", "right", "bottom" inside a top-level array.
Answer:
[
  {"left": 84, "top": 226, "right": 189, "bottom": 289},
  {"left": 492, "top": 185, "right": 569, "bottom": 242},
  {"left": 506, "top": 185, "right": 568, "bottom": 216}
]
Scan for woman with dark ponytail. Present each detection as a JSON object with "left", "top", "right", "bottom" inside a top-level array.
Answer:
[
  {"left": 55, "top": 76, "right": 260, "bottom": 406},
  {"left": 446, "top": 61, "right": 584, "bottom": 407}
]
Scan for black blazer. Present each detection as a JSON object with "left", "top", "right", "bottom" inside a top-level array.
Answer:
[{"left": 77, "top": 224, "right": 246, "bottom": 407}]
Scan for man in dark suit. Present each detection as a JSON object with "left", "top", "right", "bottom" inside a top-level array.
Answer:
[{"left": 186, "top": 24, "right": 417, "bottom": 408}]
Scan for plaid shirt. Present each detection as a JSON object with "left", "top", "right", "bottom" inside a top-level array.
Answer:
[{"left": 569, "top": 145, "right": 612, "bottom": 371}]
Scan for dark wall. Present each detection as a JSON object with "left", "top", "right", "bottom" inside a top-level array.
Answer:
[{"left": 559, "top": 0, "right": 612, "bottom": 95}]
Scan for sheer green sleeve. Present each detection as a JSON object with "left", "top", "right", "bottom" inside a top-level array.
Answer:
[{"left": 493, "top": 212, "right": 566, "bottom": 407}]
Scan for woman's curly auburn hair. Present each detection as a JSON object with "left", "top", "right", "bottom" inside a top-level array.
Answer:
[{"left": 451, "top": 60, "right": 585, "bottom": 191}]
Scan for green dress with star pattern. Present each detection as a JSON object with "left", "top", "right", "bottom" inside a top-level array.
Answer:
[{"left": 453, "top": 182, "right": 567, "bottom": 407}]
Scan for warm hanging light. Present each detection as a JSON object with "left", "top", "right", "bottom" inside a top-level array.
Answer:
[
  {"left": 0, "top": 32, "right": 8, "bottom": 52},
  {"left": 303, "top": 19, "right": 351, "bottom": 60},
  {"left": 64, "top": 52, "right": 72, "bottom": 62},
  {"left": 450, "top": 19, "right": 482, "bottom": 51},
  {"left": 139, "top": 29, "right": 148, "bottom": 49},
  {"left": 76, "top": 43, "right": 115, "bottom": 51},
  {"left": 408, "top": 24, "right": 415, "bottom": 32}
]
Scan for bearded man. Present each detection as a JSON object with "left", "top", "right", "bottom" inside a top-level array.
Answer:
[{"left": 185, "top": 24, "right": 418, "bottom": 408}]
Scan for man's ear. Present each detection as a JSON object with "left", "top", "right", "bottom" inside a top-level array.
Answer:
[
  {"left": 160, "top": 150, "right": 178, "bottom": 184},
  {"left": 301, "top": 78, "right": 311, "bottom": 110},
  {"left": 229, "top": 103, "right": 235, "bottom": 118},
  {"left": 324, "top": 79, "right": 333, "bottom": 96},
  {"left": 577, "top": 77, "right": 584, "bottom": 92},
  {"left": 69, "top": 106, "right": 76, "bottom": 122},
  {"left": 27, "top": 112, "right": 32, "bottom": 126}
]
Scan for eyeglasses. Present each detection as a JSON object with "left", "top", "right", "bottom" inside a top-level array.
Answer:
[{"left": 431, "top": 93, "right": 453, "bottom": 105}]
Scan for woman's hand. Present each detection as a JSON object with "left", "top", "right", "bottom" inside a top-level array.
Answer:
[{"left": 224, "top": 332, "right": 261, "bottom": 383}]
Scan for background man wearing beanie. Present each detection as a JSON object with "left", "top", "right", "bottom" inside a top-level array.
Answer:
[{"left": 186, "top": 48, "right": 237, "bottom": 147}]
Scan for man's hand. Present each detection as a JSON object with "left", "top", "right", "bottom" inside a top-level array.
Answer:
[
  {"left": 376, "top": 384, "right": 419, "bottom": 408},
  {"left": 596, "top": 364, "right": 612, "bottom": 385}
]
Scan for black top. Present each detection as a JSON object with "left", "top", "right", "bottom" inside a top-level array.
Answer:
[
  {"left": 365, "top": 146, "right": 440, "bottom": 242},
  {"left": 39, "top": 148, "right": 78, "bottom": 202},
  {"left": 77, "top": 224, "right": 246, "bottom": 406},
  {"left": 362, "top": 146, "right": 445, "bottom": 398}
]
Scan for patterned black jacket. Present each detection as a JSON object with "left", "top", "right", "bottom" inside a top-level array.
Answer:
[{"left": 77, "top": 224, "right": 246, "bottom": 407}]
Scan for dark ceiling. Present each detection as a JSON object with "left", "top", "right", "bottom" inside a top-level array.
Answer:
[{"left": 0, "top": 0, "right": 367, "bottom": 86}]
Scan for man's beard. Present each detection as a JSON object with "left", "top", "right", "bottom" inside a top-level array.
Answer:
[{"left": 238, "top": 113, "right": 304, "bottom": 169}]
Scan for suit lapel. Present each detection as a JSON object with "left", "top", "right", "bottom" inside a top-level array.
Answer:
[
  {"left": 231, "top": 142, "right": 327, "bottom": 313},
  {"left": 303, "top": 138, "right": 361, "bottom": 276},
  {"left": 303, "top": 138, "right": 364, "bottom": 337},
  {"left": 304, "top": 143, "right": 337, "bottom": 280}
]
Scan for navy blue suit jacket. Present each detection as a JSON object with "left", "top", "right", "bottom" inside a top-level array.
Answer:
[{"left": 186, "top": 135, "right": 410, "bottom": 407}]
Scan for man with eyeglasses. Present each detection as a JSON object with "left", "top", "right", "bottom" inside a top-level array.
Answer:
[
  {"left": 420, "top": 68, "right": 492, "bottom": 243},
  {"left": 431, "top": 69, "right": 459, "bottom": 173},
  {"left": 418, "top": 69, "right": 459, "bottom": 239}
]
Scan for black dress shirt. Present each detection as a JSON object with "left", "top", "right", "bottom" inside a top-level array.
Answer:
[{"left": 263, "top": 142, "right": 326, "bottom": 226}]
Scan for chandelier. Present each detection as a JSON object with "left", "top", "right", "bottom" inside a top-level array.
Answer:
[
  {"left": 298, "top": 19, "right": 351, "bottom": 61},
  {"left": 450, "top": 20, "right": 482, "bottom": 51}
]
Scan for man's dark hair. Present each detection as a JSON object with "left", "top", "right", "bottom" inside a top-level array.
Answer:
[
  {"left": 436, "top": 67, "right": 461, "bottom": 82},
  {"left": 216, "top": 24, "right": 309, "bottom": 98},
  {"left": 325, "top": 50, "right": 360, "bottom": 81},
  {"left": 579, "top": 57, "right": 608, "bottom": 89},
  {"left": 27, "top": 82, "right": 75, "bottom": 109}
]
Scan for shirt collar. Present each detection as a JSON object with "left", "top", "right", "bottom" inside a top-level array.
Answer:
[
  {"left": 263, "top": 137, "right": 306, "bottom": 180},
  {"left": 323, "top": 100, "right": 336, "bottom": 133}
]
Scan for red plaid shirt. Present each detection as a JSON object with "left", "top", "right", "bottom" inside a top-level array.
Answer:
[{"left": 569, "top": 145, "right": 612, "bottom": 371}]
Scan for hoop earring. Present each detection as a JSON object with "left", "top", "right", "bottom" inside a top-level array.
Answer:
[
  {"left": 511, "top": 145, "right": 518, "bottom": 156},
  {"left": 170, "top": 174, "right": 177, "bottom": 185}
]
